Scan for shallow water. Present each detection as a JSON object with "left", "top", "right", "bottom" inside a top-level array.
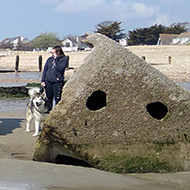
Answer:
[
  {"left": 0, "top": 72, "right": 41, "bottom": 80},
  {"left": 0, "top": 72, "right": 41, "bottom": 87},
  {"left": 0, "top": 98, "right": 27, "bottom": 112}
]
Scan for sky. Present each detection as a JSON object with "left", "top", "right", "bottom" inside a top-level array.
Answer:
[{"left": 0, "top": 0, "right": 189, "bottom": 41}]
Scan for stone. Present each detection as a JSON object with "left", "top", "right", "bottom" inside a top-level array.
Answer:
[{"left": 33, "top": 33, "right": 190, "bottom": 173}]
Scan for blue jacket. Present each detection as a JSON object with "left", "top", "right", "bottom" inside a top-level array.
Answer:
[{"left": 41, "top": 55, "right": 68, "bottom": 83}]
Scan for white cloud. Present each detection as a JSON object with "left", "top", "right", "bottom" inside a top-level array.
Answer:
[
  {"left": 113, "top": 0, "right": 123, "bottom": 6},
  {"left": 154, "top": 14, "right": 171, "bottom": 26},
  {"left": 128, "top": 3, "right": 171, "bottom": 26},
  {"left": 54, "top": 0, "right": 107, "bottom": 13},
  {"left": 131, "top": 3, "right": 158, "bottom": 18},
  {"left": 38, "top": 0, "right": 172, "bottom": 28},
  {"left": 39, "top": 0, "right": 159, "bottom": 20},
  {"left": 162, "top": 0, "right": 187, "bottom": 2},
  {"left": 39, "top": 0, "right": 59, "bottom": 4},
  {"left": 108, "top": 2, "right": 159, "bottom": 22}
]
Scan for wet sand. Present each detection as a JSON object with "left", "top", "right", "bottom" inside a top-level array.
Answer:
[
  {"left": 1, "top": 47, "right": 190, "bottom": 189},
  {"left": 1, "top": 158, "right": 186, "bottom": 190}
]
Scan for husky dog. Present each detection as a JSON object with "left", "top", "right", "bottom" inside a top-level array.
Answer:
[{"left": 26, "top": 87, "right": 51, "bottom": 136}]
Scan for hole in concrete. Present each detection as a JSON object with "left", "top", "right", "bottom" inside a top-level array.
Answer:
[
  {"left": 55, "top": 155, "right": 93, "bottom": 168},
  {"left": 72, "top": 128, "right": 77, "bottom": 136},
  {"left": 184, "top": 134, "right": 188, "bottom": 141},
  {"left": 146, "top": 102, "right": 168, "bottom": 120},
  {"left": 86, "top": 90, "right": 107, "bottom": 111}
]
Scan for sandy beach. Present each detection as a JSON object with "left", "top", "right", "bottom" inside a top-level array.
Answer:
[
  {"left": 1, "top": 45, "right": 190, "bottom": 82},
  {"left": 128, "top": 45, "right": 190, "bottom": 82},
  {"left": 1, "top": 46, "right": 190, "bottom": 189}
]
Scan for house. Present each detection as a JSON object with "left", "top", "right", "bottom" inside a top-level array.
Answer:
[
  {"left": 157, "top": 33, "right": 190, "bottom": 45},
  {"left": 62, "top": 38, "right": 77, "bottom": 52},
  {"left": 0, "top": 36, "right": 30, "bottom": 50},
  {"left": 61, "top": 33, "right": 92, "bottom": 52},
  {"left": 172, "top": 32, "right": 190, "bottom": 45},
  {"left": 157, "top": 34, "right": 178, "bottom": 45}
]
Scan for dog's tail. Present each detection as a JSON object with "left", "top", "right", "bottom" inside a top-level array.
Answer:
[{"left": 28, "top": 87, "right": 41, "bottom": 97}]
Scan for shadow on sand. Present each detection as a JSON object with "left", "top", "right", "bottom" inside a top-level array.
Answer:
[{"left": 0, "top": 118, "right": 24, "bottom": 135}]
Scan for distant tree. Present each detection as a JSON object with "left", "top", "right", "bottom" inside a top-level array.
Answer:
[
  {"left": 127, "top": 24, "right": 166, "bottom": 45},
  {"left": 0, "top": 38, "right": 12, "bottom": 49},
  {"left": 32, "top": 32, "right": 61, "bottom": 49},
  {"left": 17, "top": 36, "right": 32, "bottom": 51},
  {"left": 127, "top": 24, "right": 187, "bottom": 46},
  {"left": 62, "top": 34, "right": 77, "bottom": 41},
  {"left": 95, "top": 21, "right": 126, "bottom": 42},
  {"left": 164, "top": 24, "right": 187, "bottom": 34},
  {"left": 17, "top": 41, "right": 32, "bottom": 51}
]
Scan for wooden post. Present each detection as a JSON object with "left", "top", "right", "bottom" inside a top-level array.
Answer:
[
  {"left": 15, "top": 55, "right": 19, "bottom": 72},
  {"left": 38, "top": 55, "right": 42, "bottom": 72},
  {"left": 66, "top": 55, "right": 70, "bottom": 69},
  {"left": 168, "top": 56, "right": 171, "bottom": 64},
  {"left": 142, "top": 56, "right": 146, "bottom": 60}
]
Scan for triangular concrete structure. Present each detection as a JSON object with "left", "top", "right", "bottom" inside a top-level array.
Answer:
[{"left": 34, "top": 33, "right": 190, "bottom": 172}]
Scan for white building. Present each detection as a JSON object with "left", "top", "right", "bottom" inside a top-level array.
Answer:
[{"left": 62, "top": 39, "right": 78, "bottom": 52}]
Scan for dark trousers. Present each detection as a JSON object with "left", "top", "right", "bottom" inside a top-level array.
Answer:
[{"left": 45, "top": 81, "right": 64, "bottom": 108}]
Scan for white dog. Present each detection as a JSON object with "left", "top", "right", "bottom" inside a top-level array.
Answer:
[{"left": 25, "top": 87, "right": 51, "bottom": 136}]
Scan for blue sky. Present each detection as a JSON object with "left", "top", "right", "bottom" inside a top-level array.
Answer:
[{"left": 0, "top": 0, "right": 189, "bottom": 41}]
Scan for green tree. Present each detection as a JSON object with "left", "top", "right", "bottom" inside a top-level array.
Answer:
[
  {"left": 164, "top": 24, "right": 187, "bottom": 34},
  {"left": 127, "top": 24, "right": 165, "bottom": 45},
  {"left": 32, "top": 32, "right": 61, "bottom": 49},
  {"left": 95, "top": 21, "right": 126, "bottom": 42},
  {"left": 127, "top": 24, "right": 187, "bottom": 46}
]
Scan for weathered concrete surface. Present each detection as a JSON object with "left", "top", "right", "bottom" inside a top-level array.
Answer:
[{"left": 33, "top": 33, "right": 190, "bottom": 173}]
